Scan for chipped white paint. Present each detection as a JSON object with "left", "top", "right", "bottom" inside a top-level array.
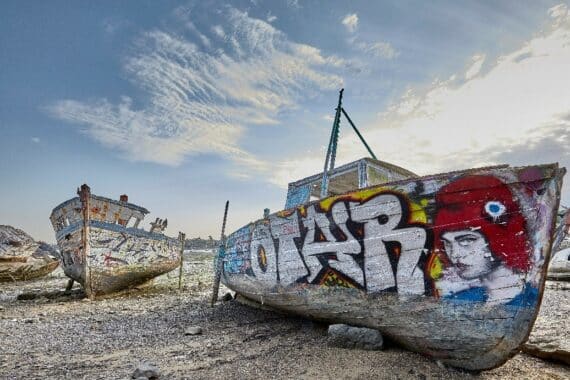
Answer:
[
  {"left": 51, "top": 185, "right": 182, "bottom": 298},
  {"left": 221, "top": 161, "right": 565, "bottom": 370},
  {"left": 0, "top": 225, "right": 59, "bottom": 282}
]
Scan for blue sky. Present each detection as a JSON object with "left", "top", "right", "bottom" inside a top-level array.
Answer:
[{"left": 1, "top": 1, "right": 569, "bottom": 242}]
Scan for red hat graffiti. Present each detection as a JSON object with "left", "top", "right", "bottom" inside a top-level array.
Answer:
[{"left": 432, "top": 175, "right": 531, "bottom": 272}]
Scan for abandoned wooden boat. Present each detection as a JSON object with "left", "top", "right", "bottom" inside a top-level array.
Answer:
[
  {"left": 217, "top": 90, "right": 566, "bottom": 370},
  {"left": 50, "top": 185, "right": 183, "bottom": 298},
  {"left": 0, "top": 225, "right": 59, "bottom": 282}
]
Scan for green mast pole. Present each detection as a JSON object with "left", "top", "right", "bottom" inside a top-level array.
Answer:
[
  {"left": 341, "top": 107, "right": 377, "bottom": 160},
  {"left": 320, "top": 89, "right": 344, "bottom": 198}
]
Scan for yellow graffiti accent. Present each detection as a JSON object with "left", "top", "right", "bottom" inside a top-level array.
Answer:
[
  {"left": 429, "top": 255, "right": 443, "bottom": 280},
  {"left": 319, "top": 268, "right": 357, "bottom": 288},
  {"left": 319, "top": 187, "right": 389, "bottom": 212},
  {"left": 258, "top": 246, "right": 267, "bottom": 269},
  {"left": 319, "top": 189, "right": 429, "bottom": 226},
  {"left": 276, "top": 209, "right": 296, "bottom": 218},
  {"left": 409, "top": 198, "right": 428, "bottom": 224}
]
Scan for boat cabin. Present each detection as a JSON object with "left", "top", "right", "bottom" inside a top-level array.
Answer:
[
  {"left": 284, "top": 157, "right": 417, "bottom": 209},
  {"left": 50, "top": 193, "right": 150, "bottom": 234}
]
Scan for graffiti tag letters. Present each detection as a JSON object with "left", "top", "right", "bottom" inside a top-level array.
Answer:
[{"left": 244, "top": 193, "right": 428, "bottom": 295}]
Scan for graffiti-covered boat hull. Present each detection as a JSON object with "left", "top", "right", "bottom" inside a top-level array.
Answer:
[
  {"left": 221, "top": 163, "right": 565, "bottom": 370},
  {"left": 51, "top": 186, "right": 182, "bottom": 298}
]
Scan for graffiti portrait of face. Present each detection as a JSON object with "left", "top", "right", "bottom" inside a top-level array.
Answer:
[{"left": 440, "top": 230, "right": 498, "bottom": 280}]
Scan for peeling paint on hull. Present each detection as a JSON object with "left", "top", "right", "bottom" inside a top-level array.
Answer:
[
  {"left": 51, "top": 186, "right": 182, "bottom": 298},
  {"left": 0, "top": 258, "right": 59, "bottom": 283},
  {"left": 0, "top": 225, "right": 59, "bottom": 282},
  {"left": 221, "top": 162, "right": 565, "bottom": 370}
]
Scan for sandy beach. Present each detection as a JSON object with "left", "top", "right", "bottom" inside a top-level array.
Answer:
[{"left": 0, "top": 251, "right": 568, "bottom": 380}]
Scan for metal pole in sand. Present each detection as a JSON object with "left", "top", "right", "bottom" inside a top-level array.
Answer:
[{"left": 210, "top": 200, "right": 229, "bottom": 307}]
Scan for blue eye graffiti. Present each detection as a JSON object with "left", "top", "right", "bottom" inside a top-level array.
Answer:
[{"left": 484, "top": 201, "right": 506, "bottom": 220}]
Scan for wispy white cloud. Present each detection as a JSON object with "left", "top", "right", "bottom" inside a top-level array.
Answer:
[
  {"left": 354, "top": 40, "right": 399, "bottom": 59},
  {"left": 465, "top": 54, "right": 486, "bottom": 80},
  {"left": 271, "top": 4, "right": 570, "bottom": 207},
  {"left": 31, "top": 137, "right": 40, "bottom": 144},
  {"left": 47, "top": 6, "right": 344, "bottom": 176},
  {"left": 342, "top": 13, "right": 359, "bottom": 33},
  {"left": 267, "top": 12, "right": 277, "bottom": 23}
]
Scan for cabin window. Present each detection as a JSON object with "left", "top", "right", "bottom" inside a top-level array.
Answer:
[
  {"left": 127, "top": 217, "right": 139, "bottom": 228},
  {"left": 56, "top": 216, "right": 66, "bottom": 231},
  {"left": 117, "top": 216, "right": 129, "bottom": 226}
]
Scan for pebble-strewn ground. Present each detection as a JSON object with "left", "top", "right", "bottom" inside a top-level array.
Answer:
[{"left": 0, "top": 252, "right": 568, "bottom": 380}]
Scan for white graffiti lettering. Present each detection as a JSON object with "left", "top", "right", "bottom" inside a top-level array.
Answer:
[
  {"left": 269, "top": 213, "right": 308, "bottom": 286},
  {"left": 351, "top": 194, "right": 426, "bottom": 295},
  {"left": 301, "top": 203, "right": 362, "bottom": 285},
  {"left": 248, "top": 193, "right": 427, "bottom": 295}
]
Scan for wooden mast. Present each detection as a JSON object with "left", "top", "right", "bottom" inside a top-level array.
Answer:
[
  {"left": 211, "top": 200, "right": 230, "bottom": 306},
  {"left": 78, "top": 184, "right": 92, "bottom": 298}
]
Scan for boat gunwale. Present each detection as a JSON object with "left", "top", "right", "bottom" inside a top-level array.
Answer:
[
  {"left": 287, "top": 157, "right": 420, "bottom": 189},
  {"left": 55, "top": 219, "right": 180, "bottom": 243},
  {"left": 281, "top": 162, "right": 559, "bottom": 213},
  {"left": 50, "top": 194, "right": 150, "bottom": 217}
]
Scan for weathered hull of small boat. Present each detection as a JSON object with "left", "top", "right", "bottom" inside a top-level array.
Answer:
[
  {"left": 0, "top": 257, "right": 59, "bottom": 282},
  {"left": 221, "top": 163, "right": 565, "bottom": 370},
  {"left": 56, "top": 221, "right": 181, "bottom": 298},
  {"left": 0, "top": 225, "right": 59, "bottom": 282}
]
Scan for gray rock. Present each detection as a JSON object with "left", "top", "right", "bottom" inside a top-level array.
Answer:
[
  {"left": 327, "top": 324, "right": 383, "bottom": 350},
  {"left": 221, "top": 292, "right": 233, "bottom": 302},
  {"left": 132, "top": 361, "right": 160, "bottom": 379},
  {"left": 184, "top": 326, "right": 203, "bottom": 336}
]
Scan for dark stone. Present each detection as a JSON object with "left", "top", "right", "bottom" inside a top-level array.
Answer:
[
  {"left": 132, "top": 361, "right": 160, "bottom": 379},
  {"left": 327, "top": 324, "right": 383, "bottom": 350},
  {"left": 17, "top": 293, "right": 38, "bottom": 301},
  {"left": 221, "top": 292, "right": 233, "bottom": 302}
]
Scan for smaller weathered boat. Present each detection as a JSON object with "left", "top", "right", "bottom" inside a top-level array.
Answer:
[
  {"left": 218, "top": 90, "right": 566, "bottom": 370},
  {"left": 0, "top": 225, "right": 59, "bottom": 282},
  {"left": 50, "top": 185, "right": 183, "bottom": 298}
]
